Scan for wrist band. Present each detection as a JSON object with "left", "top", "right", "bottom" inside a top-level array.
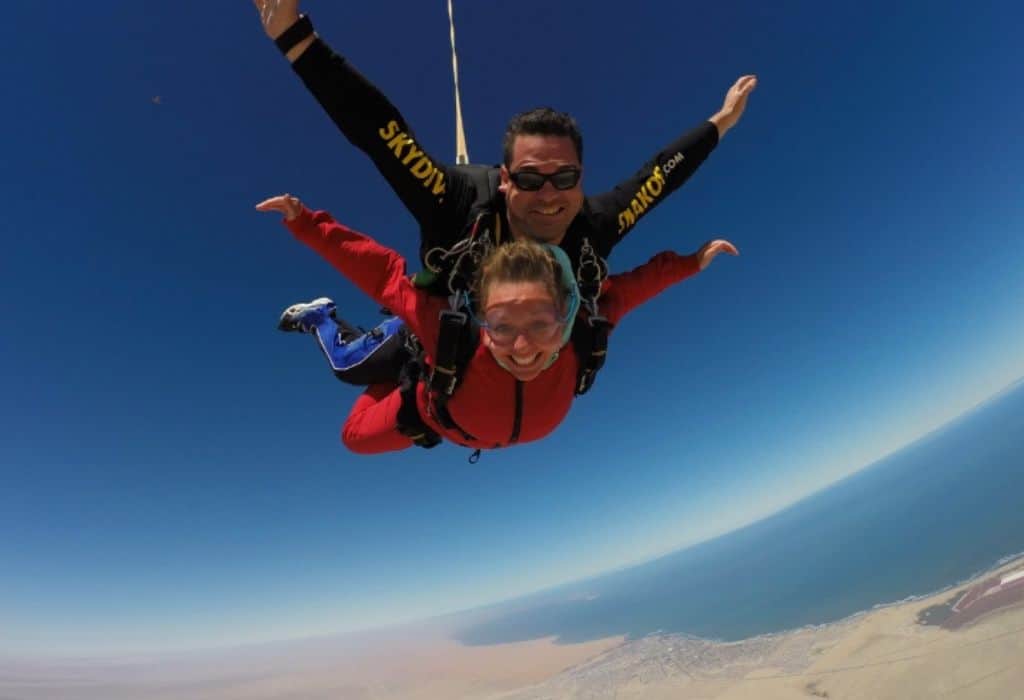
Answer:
[{"left": 275, "top": 14, "right": 313, "bottom": 55}]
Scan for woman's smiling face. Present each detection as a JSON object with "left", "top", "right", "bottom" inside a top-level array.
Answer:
[{"left": 479, "top": 279, "right": 567, "bottom": 381}]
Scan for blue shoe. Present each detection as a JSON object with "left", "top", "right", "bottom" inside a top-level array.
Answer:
[{"left": 278, "top": 297, "right": 336, "bottom": 333}]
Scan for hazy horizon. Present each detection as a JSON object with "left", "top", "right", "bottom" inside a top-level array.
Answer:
[{"left": 6, "top": 374, "right": 1023, "bottom": 661}]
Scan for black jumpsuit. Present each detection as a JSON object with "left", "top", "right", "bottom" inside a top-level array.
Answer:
[{"left": 289, "top": 35, "right": 721, "bottom": 280}]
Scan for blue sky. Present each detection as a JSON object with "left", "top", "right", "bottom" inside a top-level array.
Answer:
[{"left": 2, "top": 1, "right": 1022, "bottom": 655}]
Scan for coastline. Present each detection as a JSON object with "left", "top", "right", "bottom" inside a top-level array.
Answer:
[
  {"left": 500, "top": 554, "right": 1024, "bottom": 699},
  {"left": 3, "top": 555, "right": 1023, "bottom": 699}
]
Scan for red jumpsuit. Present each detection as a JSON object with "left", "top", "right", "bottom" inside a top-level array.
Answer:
[{"left": 287, "top": 208, "right": 700, "bottom": 454}]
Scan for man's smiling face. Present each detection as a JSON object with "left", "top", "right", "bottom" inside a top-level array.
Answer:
[{"left": 500, "top": 134, "right": 584, "bottom": 245}]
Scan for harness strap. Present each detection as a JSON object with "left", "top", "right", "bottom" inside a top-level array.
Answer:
[
  {"left": 428, "top": 308, "right": 470, "bottom": 396},
  {"left": 573, "top": 312, "right": 612, "bottom": 396},
  {"left": 576, "top": 237, "right": 609, "bottom": 303},
  {"left": 424, "top": 305, "right": 479, "bottom": 443},
  {"left": 447, "top": 212, "right": 493, "bottom": 296},
  {"left": 567, "top": 236, "right": 611, "bottom": 395},
  {"left": 427, "top": 395, "right": 477, "bottom": 443},
  {"left": 394, "top": 356, "right": 442, "bottom": 449}
]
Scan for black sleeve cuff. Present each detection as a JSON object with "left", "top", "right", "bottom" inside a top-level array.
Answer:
[{"left": 275, "top": 14, "right": 314, "bottom": 55}]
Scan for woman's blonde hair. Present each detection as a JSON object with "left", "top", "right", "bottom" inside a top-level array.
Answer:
[{"left": 475, "top": 240, "right": 571, "bottom": 311}]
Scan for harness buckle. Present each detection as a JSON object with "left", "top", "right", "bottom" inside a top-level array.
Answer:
[
  {"left": 577, "top": 238, "right": 608, "bottom": 292},
  {"left": 430, "top": 363, "right": 460, "bottom": 396},
  {"left": 428, "top": 309, "right": 470, "bottom": 396}
]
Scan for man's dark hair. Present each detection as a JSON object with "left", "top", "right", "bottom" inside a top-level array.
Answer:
[{"left": 502, "top": 108, "right": 583, "bottom": 166}]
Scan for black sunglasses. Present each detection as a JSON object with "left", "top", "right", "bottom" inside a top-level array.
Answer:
[{"left": 508, "top": 168, "right": 581, "bottom": 192}]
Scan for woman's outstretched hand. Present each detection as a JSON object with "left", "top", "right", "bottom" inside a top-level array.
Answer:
[
  {"left": 255, "top": 194, "right": 304, "bottom": 221},
  {"left": 696, "top": 239, "right": 739, "bottom": 270}
]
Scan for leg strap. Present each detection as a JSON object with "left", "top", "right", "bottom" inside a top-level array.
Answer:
[{"left": 395, "top": 360, "right": 442, "bottom": 449}]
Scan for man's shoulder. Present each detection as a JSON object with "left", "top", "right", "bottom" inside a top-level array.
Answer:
[{"left": 450, "top": 164, "right": 503, "bottom": 210}]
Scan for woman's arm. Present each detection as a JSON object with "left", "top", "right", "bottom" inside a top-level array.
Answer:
[
  {"left": 600, "top": 240, "right": 738, "bottom": 325},
  {"left": 256, "top": 195, "right": 442, "bottom": 345}
]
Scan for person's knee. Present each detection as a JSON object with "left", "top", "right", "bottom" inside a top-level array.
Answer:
[
  {"left": 341, "top": 423, "right": 375, "bottom": 454},
  {"left": 341, "top": 421, "right": 414, "bottom": 454}
]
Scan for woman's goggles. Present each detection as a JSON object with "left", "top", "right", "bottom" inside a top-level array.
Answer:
[
  {"left": 482, "top": 319, "right": 564, "bottom": 347},
  {"left": 472, "top": 304, "right": 569, "bottom": 347}
]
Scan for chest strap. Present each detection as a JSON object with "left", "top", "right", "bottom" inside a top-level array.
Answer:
[
  {"left": 425, "top": 305, "right": 478, "bottom": 443},
  {"left": 572, "top": 311, "right": 612, "bottom": 396}
]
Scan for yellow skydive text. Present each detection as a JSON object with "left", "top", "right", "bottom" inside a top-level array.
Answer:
[
  {"left": 616, "top": 151, "right": 685, "bottom": 234},
  {"left": 378, "top": 120, "right": 446, "bottom": 199}
]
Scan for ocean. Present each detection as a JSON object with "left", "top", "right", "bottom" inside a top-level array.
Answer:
[{"left": 457, "top": 380, "right": 1024, "bottom": 645}]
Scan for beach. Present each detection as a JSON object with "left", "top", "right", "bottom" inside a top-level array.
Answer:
[
  {"left": 4, "top": 558, "right": 1022, "bottom": 700},
  {"left": 495, "top": 558, "right": 1024, "bottom": 700}
]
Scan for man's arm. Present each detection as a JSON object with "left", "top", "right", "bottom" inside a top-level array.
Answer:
[
  {"left": 253, "top": 2, "right": 474, "bottom": 235},
  {"left": 585, "top": 76, "right": 757, "bottom": 254}
]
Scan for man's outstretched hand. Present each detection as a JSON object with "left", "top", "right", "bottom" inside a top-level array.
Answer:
[
  {"left": 256, "top": 194, "right": 304, "bottom": 221},
  {"left": 710, "top": 75, "right": 758, "bottom": 138},
  {"left": 253, "top": 0, "right": 301, "bottom": 40}
]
